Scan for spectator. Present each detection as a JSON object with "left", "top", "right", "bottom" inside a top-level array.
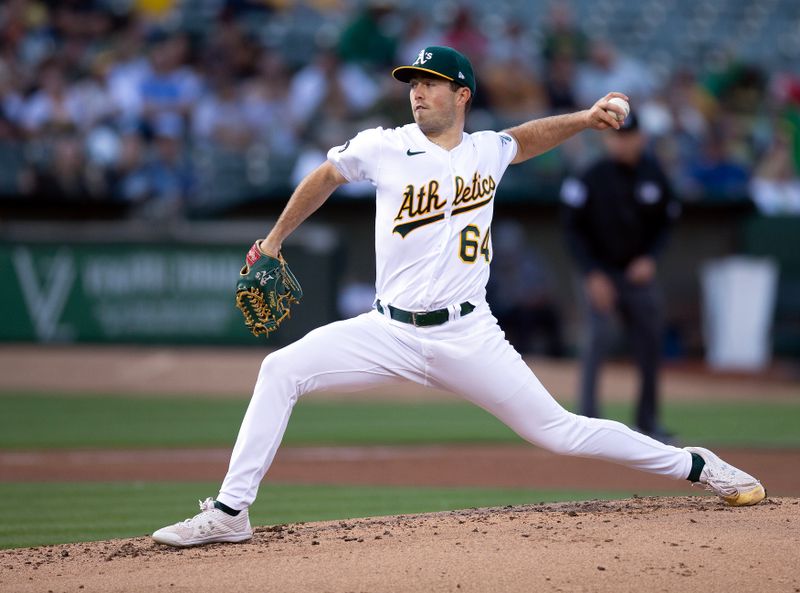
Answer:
[
  {"left": 750, "top": 126, "right": 800, "bottom": 215},
  {"left": 395, "top": 12, "right": 442, "bottom": 64},
  {"left": 642, "top": 69, "right": 709, "bottom": 188},
  {"left": 110, "top": 116, "right": 193, "bottom": 218},
  {"left": 441, "top": 6, "right": 488, "bottom": 63},
  {"left": 482, "top": 19, "right": 546, "bottom": 122},
  {"left": 0, "top": 57, "right": 24, "bottom": 125},
  {"left": 337, "top": 1, "right": 398, "bottom": 69},
  {"left": 488, "top": 19, "right": 540, "bottom": 73},
  {"left": 544, "top": 53, "right": 579, "bottom": 113},
  {"left": 136, "top": 113, "right": 194, "bottom": 218},
  {"left": 771, "top": 73, "right": 800, "bottom": 168},
  {"left": 31, "top": 134, "right": 98, "bottom": 201},
  {"left": 702, "top": 59, "right": 767, "bottom": 116},
  {"left": 574, "top": 39, "right": 656, "bottom": 108},
  {"left": 137, "top": 32, "right": 202, "bottom": 139},
  {"left": 1, "top": 0, "right": 55, "bottom": 80},
  {"left": 287, "top": 47, "right": 380, "bottom": 139},
  {"left": 110, "top": 131, "right": 150, "bottom": 204},
  {"left": 202, "top": 17, "right": 260, "bottom": 79},
  {"left": 49, "top": 2, "right": 116, "bottom": 73},
  {"left": 539, "top": 6, "right": 584, "bottom": 112},
  {"left": 561, "top": 111, "right": 680, "bottom": 442},
  {"left": 193, "top": 70, "right": 254, "bottom": 151},
  {"left": 240, "top": 48, "right": 298, "bottom": 158},
  {"left": 541, "top": 3, "right": 589, "bottom": 65},
  {"left": 482, "top": 62, "right": 546, "bottom": 124},
  {"left": 19, "top": 58, "right": 82, "bottom": 136},
  {"left": 0, "top": 112, "right": 33, "bottom": 196},
  {"left": 686, "top": 124, "right": 751, "bottom": 201},
  {"left": 69, "top": 53, "right": 117, "bottom": 132},
  {"left": 106, "top": 18, "right": 150, "bottom": 129}
]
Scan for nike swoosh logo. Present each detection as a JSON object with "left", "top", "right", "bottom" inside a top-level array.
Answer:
[
  {"left": 406, "top": 149, "right": 426, "bottom": 156},
  {"left": 338, "top": 140, "right": 350, "bottom": 153}
]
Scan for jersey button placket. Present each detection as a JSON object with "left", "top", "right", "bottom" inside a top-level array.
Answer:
[
  {"left": 436, "top": 154, "right": 458, "bottom": 288},
  {"left": 420, "top": 151, "right": 455, "bottom": 307}
]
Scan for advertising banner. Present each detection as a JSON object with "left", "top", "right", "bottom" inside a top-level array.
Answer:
[{"left": 0, "top": 243, "right": 336, "bottom": 345}]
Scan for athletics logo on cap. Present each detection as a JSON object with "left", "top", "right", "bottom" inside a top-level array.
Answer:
[
  {"left": 392, "top": 46, "right": 476, "bottom": 95},
  {"left": 414, "top": 50, "right": 432, "bottom": 65}
]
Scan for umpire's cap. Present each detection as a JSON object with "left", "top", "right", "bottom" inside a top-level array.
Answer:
[
  {"left": 618, "top": 110, "right": 639, "bottom": 133},
  {"left": 392, "top": 46, "right": 476, "bottom": 95}
]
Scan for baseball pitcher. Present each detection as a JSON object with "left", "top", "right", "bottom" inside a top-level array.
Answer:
[{"left": 153, "top": 46, "right": 765, "bottom": 547}]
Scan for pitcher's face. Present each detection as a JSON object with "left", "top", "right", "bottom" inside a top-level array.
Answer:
[{"left": 409, "top": 76, "right": 465, "bottom": 136}]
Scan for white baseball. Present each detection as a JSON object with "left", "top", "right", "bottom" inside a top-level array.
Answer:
[{"left": 607, "top": 97, "right": 630, "bottom": 122}]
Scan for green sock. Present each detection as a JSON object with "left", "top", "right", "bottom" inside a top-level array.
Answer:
[
  {"left": 214, "top": 500, "right": 241, "bottom": 516},
  {"left": 687, "top": 452, "right": 705, "bottom": 482}
]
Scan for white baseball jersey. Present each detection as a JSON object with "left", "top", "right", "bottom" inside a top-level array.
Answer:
[
  {"left": 327, "top": 123, "right": 518, "bottom": 311},
  {"left": 216, "top": 122, "right": 693, "bottom": 512}
]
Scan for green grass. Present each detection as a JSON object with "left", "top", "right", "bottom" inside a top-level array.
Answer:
[
  {"left": 1, "top": 393, "right": 792, "bottom": 550},
  {"left": 1, "top": 392, "right": 799, "bottom": 449},
  {"left": 0, "top": 481, "right": 655, "bottom": 550}
]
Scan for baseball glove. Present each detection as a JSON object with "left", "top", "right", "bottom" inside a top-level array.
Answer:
[{"left": 235, "top": 241, "right": 303, "bottom": 337}]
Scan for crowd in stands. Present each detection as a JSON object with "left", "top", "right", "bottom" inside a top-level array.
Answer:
[{"left": 1, "top": 0, "right": 799, "bottom": 218}]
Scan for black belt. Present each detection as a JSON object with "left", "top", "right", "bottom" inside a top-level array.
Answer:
[{"left": 376, "top": 300, "right": 475, "bottom": 327}]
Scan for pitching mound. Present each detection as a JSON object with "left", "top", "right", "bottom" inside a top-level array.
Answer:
[{"left": 2, "top": 496, "right": 797, "bottom": 593}]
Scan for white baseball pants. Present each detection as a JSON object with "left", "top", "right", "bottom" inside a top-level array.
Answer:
[{"left": 217, "top": 302, "right": 692, "bottom": 510}]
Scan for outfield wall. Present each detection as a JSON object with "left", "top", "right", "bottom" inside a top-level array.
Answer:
[
  {"left": 0, "top": 222, "right": 341, "bottom": 346},
  {"left": 1, "top": 205, "right": 798, "bottom": 356}
]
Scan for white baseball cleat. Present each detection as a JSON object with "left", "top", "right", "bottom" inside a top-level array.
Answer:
[
  {"left": 685, "top": 447, "right": 766, "bottom": 506},
  {"left": 152, "top": 497, "right": 253, "bottom": 547}
]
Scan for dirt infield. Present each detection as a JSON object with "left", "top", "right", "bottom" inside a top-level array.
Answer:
[
  {"left": 2, "top": 445, "right": 800, "bottom": 496},
  {"left": 1, "top": 344, "right": 798, "bottom": 402},
  {"left": 2, "top": 497, "right": 798, "bottom": 593}
]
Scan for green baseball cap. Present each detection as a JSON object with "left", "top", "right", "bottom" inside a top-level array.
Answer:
[{"left": 392, "top": 46, "right": 476, "bottom": 95}]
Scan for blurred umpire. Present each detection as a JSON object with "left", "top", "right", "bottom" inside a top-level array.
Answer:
[{"left": 560, "top": 110, "right": 681, "bottom": 442}]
